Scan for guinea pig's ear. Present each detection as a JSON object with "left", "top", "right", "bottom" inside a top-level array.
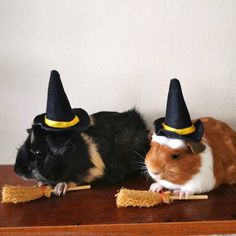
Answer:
[
  {"left": 26, "top": 128, "right": 32, "bottom": 134},
  {"left": 30, "top": 125, "right": 44, "bottom": 144},
  {"left": 148, "top": 131, "right": 154, "bottom": 141},
  {"left": 186, "top": 141, "right": 206, "bottom": 154},
  {"left": 30, "top": 129, "right": 35, "bottom": 144}
]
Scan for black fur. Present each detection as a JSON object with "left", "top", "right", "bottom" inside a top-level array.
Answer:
[{"left": 14, "top": 109, "right": 149, "bottom": 186}]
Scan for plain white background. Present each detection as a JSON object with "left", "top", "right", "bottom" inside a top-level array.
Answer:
[{"left": 1, "top": 0, "right": 236, "bottom": 164}]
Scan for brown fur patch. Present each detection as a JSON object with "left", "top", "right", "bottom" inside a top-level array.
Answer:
[
  {"left": 200, "top": 117, "right": 236, "bottom": 187},
  {"left": 81, "top": 134, "right": 105, "bottom": 183}
]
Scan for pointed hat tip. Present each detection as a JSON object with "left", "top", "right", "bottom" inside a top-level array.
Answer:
[
  {"left": 169, "top": 78, "right": 182, "bottom": 90},
  {"left": 50, "top": 70, "right": 60, "bottom": 78},
  {"left": 170, "top": 78, "right": 180, "bottom": 84}
]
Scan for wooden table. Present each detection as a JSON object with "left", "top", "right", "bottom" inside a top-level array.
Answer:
[{"left": 0, "top": 165, "right": 236, "bottom": 235}]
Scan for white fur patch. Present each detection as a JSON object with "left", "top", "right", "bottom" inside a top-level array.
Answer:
[
  {"left": 152, "top": 134, "right": 185, "bottom": 149},
  {"left": 159, "top": 179, "right": 183, "bottom": 191},
  {"left": 180, "top": 142, "right": 216, "bottom": 194}
]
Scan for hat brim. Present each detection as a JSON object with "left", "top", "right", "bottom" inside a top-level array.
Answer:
[
  {"left": 33, "top": 108, "right": 90, "bottom": 132},
  {"left": 154, "top": 117, "right": 204, "bottom": 142}
]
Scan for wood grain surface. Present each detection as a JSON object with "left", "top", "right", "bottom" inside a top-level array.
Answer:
[{"left": 0, "top": 165, "right": 236, "bottom": 235}]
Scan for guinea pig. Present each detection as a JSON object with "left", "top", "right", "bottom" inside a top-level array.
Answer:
[
  {"left": 14, "top": 109, "right": 149, "bottom": 195},
  {"left": 145, "top": 117, "right": 236, "bottom": 197}
]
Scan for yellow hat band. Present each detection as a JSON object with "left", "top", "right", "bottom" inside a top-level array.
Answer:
[
  {"left": 162, "top": 122, "right": 196, "bottom": 135},
  {"left": 45, "top": 115, "right": 80, "bottom": 128}
]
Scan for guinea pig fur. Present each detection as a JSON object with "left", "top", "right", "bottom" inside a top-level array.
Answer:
[
  {"left": 145, "top": 117, "right": 236, "bottom": 196},
  {"left": 14, "top": 109, "right": 149, "bottom": 192}
]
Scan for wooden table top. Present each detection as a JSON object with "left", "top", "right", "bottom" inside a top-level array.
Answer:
[{"left": 0, "top": 165, "right": 236, "bottom": 235}]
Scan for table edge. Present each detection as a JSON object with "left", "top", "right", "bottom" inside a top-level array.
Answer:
[{"left": 0, "top": 220, "right": 236, "bottom": 235}]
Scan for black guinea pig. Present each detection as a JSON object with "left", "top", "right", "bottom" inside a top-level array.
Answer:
[{"left": 14, "top": 109, "right": 149, "bottom": 195}]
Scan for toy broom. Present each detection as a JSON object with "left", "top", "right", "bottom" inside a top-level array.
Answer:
[
  {"left": 1, "top": 184, "right": 91, "bottom": 204},
  {"left": 116, "top": 188, "right": 208, "bottom": 208}
]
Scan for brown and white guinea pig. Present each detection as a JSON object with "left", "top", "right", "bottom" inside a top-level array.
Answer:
[
  {"left": 145, "top": 117, "right": 236, "bottom": 196},
  {"left": 14, "top": 109, "right": 149, "bottom": 195}
]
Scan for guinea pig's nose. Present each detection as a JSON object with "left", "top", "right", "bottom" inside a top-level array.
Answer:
[
  {"left": 14, "top": 164, "right": 24, "bottom": 176},
  {"left": 147, "top": 167, "right": 159, "bottom": 176},
  {"left": 14, "top": 165, "right": 20, "bottom": 175},
  {"left": 151, "top": 171, "right": 159, "bottom": 175}
]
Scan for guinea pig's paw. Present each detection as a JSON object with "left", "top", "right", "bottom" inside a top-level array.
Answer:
[
  {"left": 149, "top": 182, "right": 163, "bottom": 192},
  {"left": 54, "top": 182, "right": 68, "bottom": 196},
  {"left": 173, "top": 190, "right": 192, "bottom": 199}
]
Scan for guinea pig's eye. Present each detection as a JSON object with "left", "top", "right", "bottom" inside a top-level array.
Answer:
[
  {"left": 35, "top": 150, "right": 43, "bottom": 156},
  {"left": 172, "top": 154, "right": 180, "bottom": 159},
  {"left": 30, "top": 149, "right": 42, "bottom": 157}
]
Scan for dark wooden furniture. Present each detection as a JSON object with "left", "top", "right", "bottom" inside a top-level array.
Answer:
[{"left": 0, "top": 165, "right": 236, "bottom": 235}]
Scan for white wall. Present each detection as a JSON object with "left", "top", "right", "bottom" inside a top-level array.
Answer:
[{"left": 1, "top": 0, "right": 236, "bottom": 164}]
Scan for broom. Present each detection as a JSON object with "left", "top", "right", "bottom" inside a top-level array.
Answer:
[
  {"left": 1, "top": 184, "right": 91, "bottom": 204},
  {"left": 115, "top": 188, "right": 208, "bottom": 208}
]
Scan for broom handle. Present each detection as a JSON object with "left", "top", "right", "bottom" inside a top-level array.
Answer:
[
  {"left": 67, "top": 185, "right": 91, "bottom": 192},
  {"left": 170, "top": 195, "right": 208, "bottom": 200}
]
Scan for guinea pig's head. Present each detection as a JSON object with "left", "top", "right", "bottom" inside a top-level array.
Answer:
[
  {"left": 14, "top": 125, "right": 90, "bottom": 185},
  {"left": 145, "top": 135, "right": 206, "bottom": 185}
]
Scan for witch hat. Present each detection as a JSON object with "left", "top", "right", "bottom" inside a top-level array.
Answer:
[
  {"left": 33, "top": 70, "right": 90, "bottom": 131},
  {"left": 154, "top": 79, "right": 203, "bottom": 142}
]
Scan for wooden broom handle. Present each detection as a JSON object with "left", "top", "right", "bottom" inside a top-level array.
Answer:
[
  {"left": 170, "top": 195, "right": 208, "bottom": 200},
  {"left": 67, "top": 185, "right": 91, "bottom": 192}
]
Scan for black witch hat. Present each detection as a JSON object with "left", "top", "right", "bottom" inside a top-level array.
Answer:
[
  {"left": 154, "top": 79, "right": 203, "bottom": 142},
  {"left": 33, "top": 70, "right": 90, "bottom": 131}
]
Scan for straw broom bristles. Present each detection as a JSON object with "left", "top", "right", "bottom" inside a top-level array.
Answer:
[
  {"left": 115, "top": 188, "right": 208, "bottom": 208},
  {"left": 1, "top": 184, "right": 91, "bottom": 204},
  {"left": 116, "top": 188, "right": 166, "bottom": 207}
]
